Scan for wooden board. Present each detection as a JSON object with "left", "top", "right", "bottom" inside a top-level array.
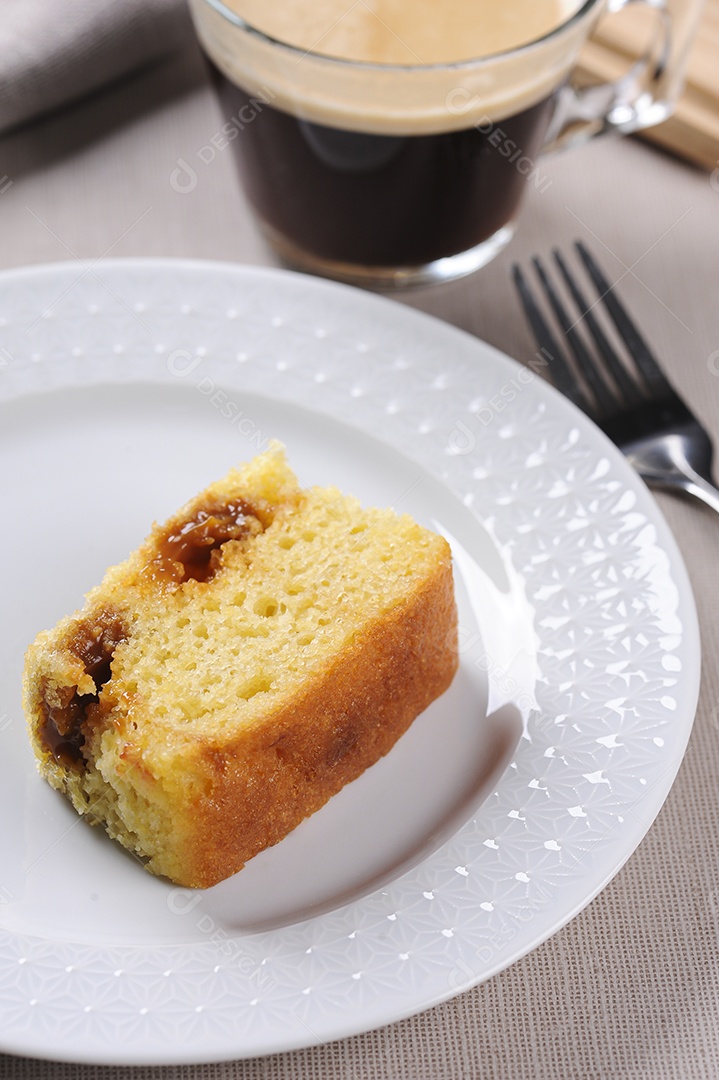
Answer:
[{"left": 577, "top": 0, "right": 719, "bottom": 169}]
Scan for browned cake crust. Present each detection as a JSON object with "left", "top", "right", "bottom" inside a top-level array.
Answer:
[
  {"left": 23, "top": 447, "right": 458, "bottom": 888},
  {"left": 173, "top": 563, "right": 455, "bottom": 887}
]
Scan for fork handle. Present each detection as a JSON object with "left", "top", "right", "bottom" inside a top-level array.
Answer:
[
  {"left": 627, "top": 440, "right": 719, "bottom": 516},
  {"left": 669, "top": 475, "right": 716, "bottom": 511},
  {"left": 668, "top": 474, "right": 719, "bottom": 516}
]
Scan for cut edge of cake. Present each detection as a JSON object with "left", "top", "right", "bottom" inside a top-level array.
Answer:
[{"left": 22, "top": 444, "right": 458, "bottom": 887}]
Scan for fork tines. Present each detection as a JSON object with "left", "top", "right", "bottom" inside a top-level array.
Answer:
[{"left": 512, "top": 241, "right": 676, "bottom": 423}]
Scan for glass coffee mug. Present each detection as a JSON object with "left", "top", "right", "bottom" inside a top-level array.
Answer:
[{"left": 188, "top": 0, "right": 702, "bottom": 287}]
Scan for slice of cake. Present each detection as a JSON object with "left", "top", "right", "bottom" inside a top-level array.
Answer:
[{"left": 22, "top": 445, "right": 457, "bottom": 888}]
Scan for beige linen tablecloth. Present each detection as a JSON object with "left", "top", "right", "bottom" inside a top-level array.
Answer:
[{"left": 1, "top": 37, "right": 719, "bottom": 1080}]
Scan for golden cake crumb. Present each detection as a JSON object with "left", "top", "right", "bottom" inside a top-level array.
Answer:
[{"left": 23, "top": 444, "right": 458, "bottom": 887}]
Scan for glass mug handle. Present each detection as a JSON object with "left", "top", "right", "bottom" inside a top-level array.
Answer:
[{"left": 544, "top": 0, "right": 704, "bottom": 151}]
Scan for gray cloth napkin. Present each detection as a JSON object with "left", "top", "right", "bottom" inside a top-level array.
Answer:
[{"left": 0, "top": 0, "right": 195, "bottom": 134}]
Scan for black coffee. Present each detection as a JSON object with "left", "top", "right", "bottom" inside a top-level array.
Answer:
[{"left": 211, "top": 66, "right": 556, "bottom": 269}]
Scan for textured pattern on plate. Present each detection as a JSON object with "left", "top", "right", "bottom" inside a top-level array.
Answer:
[{"left": 0, "top": 261, "right": 699, "bottom": 1064}]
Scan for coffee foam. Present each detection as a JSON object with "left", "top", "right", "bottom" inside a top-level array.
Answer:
[
  {"left": 221, "top": 0, "right": 586, "bottom": 66},
  {"left": 190, "top": 0, "right": 603, "bottom": 135}
]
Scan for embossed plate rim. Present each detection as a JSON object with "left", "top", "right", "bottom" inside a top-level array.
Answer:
[{"left": 0, "top": 259, "right": 701, "bottom": 1065}]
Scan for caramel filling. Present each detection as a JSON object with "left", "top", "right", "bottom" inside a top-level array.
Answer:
[
  {"left": 146, "top": 497, "right": 264, "bottom": 584},
  {"left": 40, "top": 611, "right": 127, "bottom": 767},
  {"left": 39, "top": 497, "right": 270, "bottom": 767}
]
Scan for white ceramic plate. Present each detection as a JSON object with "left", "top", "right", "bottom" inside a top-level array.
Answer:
[{"left": 0, "top": 260, "right": 699, "bottom": 1065}]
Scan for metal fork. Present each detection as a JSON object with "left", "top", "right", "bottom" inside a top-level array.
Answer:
[{"left": 512, "top": 241, "right": 719, "bottom": 515}]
